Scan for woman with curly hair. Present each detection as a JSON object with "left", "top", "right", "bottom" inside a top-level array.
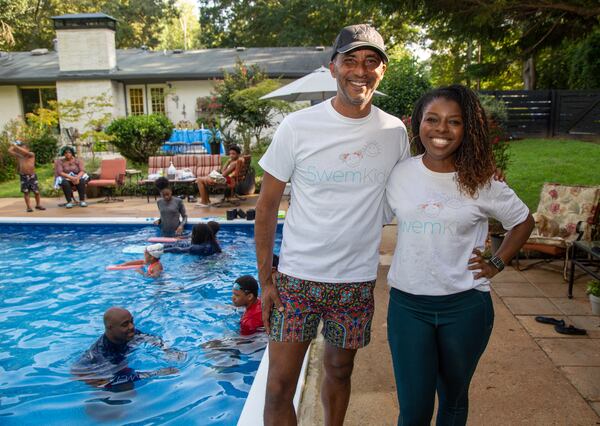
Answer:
[{"left": 385, "top": 85, "right": 534, "bottom": 425}]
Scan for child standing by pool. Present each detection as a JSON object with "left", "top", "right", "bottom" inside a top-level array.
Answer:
[
  {"left": 154, "top": 177, "right": 187, "bottom": 237},
  {"left": 231, "top": 275, "right": 263, "bottom": 335},
  {"left": 7, "top": 141, "right": 46, "bottom": 212},
  {"left": 114, "top": 244, "right": 164, "bottom": 278}
]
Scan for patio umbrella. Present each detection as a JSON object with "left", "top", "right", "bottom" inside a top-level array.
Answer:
[{"left": 260, "top": 66, "right": 386, "bottom": 102}]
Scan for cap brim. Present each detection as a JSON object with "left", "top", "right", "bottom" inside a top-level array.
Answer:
[{"left": 334, "top": 42, "right": 389, "bottom": 63}]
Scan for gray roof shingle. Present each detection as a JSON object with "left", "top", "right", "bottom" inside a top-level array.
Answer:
[{"left": 0, "top": 47, "right": 332, "bottom": 85}]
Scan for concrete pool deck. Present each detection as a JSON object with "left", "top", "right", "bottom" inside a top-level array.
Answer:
[{"left": 1, "top": 195, "right": 599, "bottom": 424}]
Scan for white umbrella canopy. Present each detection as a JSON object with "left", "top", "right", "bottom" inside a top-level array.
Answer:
[{"left": 260, "top": 66, "right": 386, "bottom": 102}]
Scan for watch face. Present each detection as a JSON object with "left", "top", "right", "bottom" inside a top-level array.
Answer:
[{"left": 491, "top": 256, "right": 504, "bottom": 271}]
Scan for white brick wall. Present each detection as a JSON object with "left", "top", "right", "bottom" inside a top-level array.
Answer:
[
  {"left": 56, "top": 28, "right": 116, "bottom": 71},
  {"left": 166, "top": 80, "right": 214, "bottom": 124},
  {"left": 56, "top": 80, "right": 120, "bottom": 132}
]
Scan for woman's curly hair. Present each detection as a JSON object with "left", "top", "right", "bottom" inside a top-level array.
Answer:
[{"left": 411, "top": 84, "right": 496, "bottom": 198}]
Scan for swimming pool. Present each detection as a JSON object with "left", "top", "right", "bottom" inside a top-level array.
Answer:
[{"left": 0, "top": 222, "right": 281, "bottom": 425}]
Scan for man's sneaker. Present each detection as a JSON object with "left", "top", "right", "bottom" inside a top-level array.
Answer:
[
  {"left": 80, "top": 201, "right": 88, "bottom": 207},
  {"left": 65, "top": 203, "right": 74, "bottom": 209}
]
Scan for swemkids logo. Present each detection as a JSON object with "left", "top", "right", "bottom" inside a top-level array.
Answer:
[
  {"left": 306, "top": 166, "right": 386, "bottom": 185},
  {"left": 398, "top": 219, "right": 459, "bottom": 236}
]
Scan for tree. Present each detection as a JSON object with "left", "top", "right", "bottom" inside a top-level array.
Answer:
[
  {"left": 159, "top": 0, "right": 202, "bottom": 50},
  {"left": 1, "top": 0, "right": 178, "bottom": 51},
  {"left": 373, "top": 52, "right": 431, "bottom": 119},
  {"left": 376, "top": 0, "right": 600, "bottom": 89},
  {"left": 198, "top": 0, "right": 414, "bottom": 48},
  {"left": 207, "top": 59, "right": 293, "bottom": 153}
]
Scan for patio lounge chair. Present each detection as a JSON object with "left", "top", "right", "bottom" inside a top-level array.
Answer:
[
  {"left": 88, "top": 158, "right": 127, "bottom": 203},
  {"left": 212, "top": 155, "right": 251, "bottom": 208},
  {"left": 514, "top": 182, "right": 600, "bottom": 279}
]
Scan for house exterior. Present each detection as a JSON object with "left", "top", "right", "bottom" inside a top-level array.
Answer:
[{"left": 0, "top": 13, "right": 332, "bottom": 134}]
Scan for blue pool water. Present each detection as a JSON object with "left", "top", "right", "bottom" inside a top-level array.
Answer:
[{"left": 0, "top": 223, "right": 281, "bottom": 425}]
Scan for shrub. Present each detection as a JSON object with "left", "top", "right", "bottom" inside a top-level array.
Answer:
[
  {"left": 373, "top": 55, "right": 431, "bottom": 119},
  {"left": 587, "top": 280, "right": 600, "bottom": 297},
  {"left": 106, "top": 114, "right": 173, "bottom": 163},
  {"left": 479, "top": 94, "right": 510, "bottom": 172},
  {"left": 28, "top": 131, "right": 59, "bottom": 166}
]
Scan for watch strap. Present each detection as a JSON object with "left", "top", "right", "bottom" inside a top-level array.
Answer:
[{"left": 489, "top": 255, "right": 505, "bottom": 272}]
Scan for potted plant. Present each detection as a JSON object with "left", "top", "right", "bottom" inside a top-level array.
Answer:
[{"left": 587, "top": 279, "right": 600, "bottom": 315}]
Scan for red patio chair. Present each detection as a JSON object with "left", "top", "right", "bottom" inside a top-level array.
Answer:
[{"left": 88, "top": 158, "right": 127, "bottom": 203}]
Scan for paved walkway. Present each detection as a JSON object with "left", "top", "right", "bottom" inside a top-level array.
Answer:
[
  {"left": 302, "top": 225, "right": 600, "bottom": 425},
  {"left": 1, "top": 196, "right": 599, "bottom": 424}
]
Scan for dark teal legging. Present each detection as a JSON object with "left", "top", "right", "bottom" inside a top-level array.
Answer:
[{"left": 387, "top": 288, "right": 494, "bottom": 426}]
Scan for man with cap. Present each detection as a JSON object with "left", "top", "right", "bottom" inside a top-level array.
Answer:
[
  {"left": 255, "top": 24, "right": 409, "bottom": 425},
  {"left": 71, "top": 307, "right": 184, "bottom": 390}
]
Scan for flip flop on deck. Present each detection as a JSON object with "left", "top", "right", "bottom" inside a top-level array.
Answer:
[
  {"left": 554, "top": 324, "right": 587, "bottom": 335},
  {"left": 535, "top": 316, "right": 565, "bottom": 326}
]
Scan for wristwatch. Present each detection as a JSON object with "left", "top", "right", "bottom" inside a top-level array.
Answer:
[{"left": 489, "top": 255, "right": 505, "bottom": 272}]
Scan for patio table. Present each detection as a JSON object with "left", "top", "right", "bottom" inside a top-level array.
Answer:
[
  {"left": 140, "top": 178, "right": 197, "bottom": 203},
  {"left": 568, "top": 240, "right": 600, "bottom": 298}
]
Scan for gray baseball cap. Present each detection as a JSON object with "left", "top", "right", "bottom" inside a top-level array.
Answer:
[{"left": 331, "top": 24, "right": 388, "bottom": 63}]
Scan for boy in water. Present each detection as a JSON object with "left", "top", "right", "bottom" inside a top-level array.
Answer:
[
  {"left": 231, "top": 275, "right": 264, "bottom": 335},
  {"left": 8, "top": 141, "right": 45, "bottom": 212}
]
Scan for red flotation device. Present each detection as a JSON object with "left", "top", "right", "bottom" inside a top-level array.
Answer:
[{"left": 106, "top": 264, "right": 144, "bottom": 271}]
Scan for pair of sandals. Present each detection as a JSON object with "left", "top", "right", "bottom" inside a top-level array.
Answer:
[
  {"left": 226, "top": 208, "right": 255, "bottom": 220},
  {"left": 535, "top": 316, "right": 587, "bottom": 335},
  {"left": 26, "top": 205, "right": 46, "bottom": 212}
]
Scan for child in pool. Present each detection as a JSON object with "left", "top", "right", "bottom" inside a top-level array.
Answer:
[
  {"left": 154, "top": 177, "right": 187, "bottom": 237},
  {"left": 164, "top": 223, "right": 221, "bottom": 255},
  {"left": 117, "top": 244, "right": 164, "bottom": 278},
  {"left": 231, "top": 275, "right": 264, "bottom": 335}
]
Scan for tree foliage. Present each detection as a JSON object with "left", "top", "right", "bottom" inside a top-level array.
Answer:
[
  {"left": 198, "top": 0, "right": 414, "bottom": 48},
  {"left": 373, "top": 53, "right": 431, "bottom": 119},
  {"left": 158, "top": 0, "right": 202, "bottom": 50},
  {"left": 375, "top": 0, "right": 600, "bottom": 89},
  {"left": 209, "top": 59, "right": 293, "bottom": 153},
  {"left": 0, "top": 0, "right": 178, "bottom": 51}
]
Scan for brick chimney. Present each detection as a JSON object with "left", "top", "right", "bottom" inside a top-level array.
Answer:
[{"left": 52, "top": 13, "right": 117, "bottom": 72}]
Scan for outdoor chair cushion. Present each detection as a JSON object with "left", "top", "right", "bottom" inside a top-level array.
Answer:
[
  {"left": 173, "top": 155, "right": 198, "bottom": 170},
  {"left": 148, "top": 156, "right": 173, "bottom": 175},
  {"left": 88, "top": 158, "right": 126, "bottom": 188},
  {"left": 527, "top": 183, "right": 600, "bottom": 247},
  {"left": 195, "top": 155, "right": 221, "bottom": 178}
]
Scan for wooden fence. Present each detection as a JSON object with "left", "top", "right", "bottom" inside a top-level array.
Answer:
[{"left": 480, "top": 90, "right": 600, "bottom": 139}]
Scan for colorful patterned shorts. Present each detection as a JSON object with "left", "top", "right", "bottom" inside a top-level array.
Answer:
[
  {"left": 20, "top": 173, "right": 39, "bottom": 193},
  {"left": 269, "top": 272, "right": 376, "bottom": 349}
]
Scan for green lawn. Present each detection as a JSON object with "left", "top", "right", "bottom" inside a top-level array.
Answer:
[
  {"left": 507, "top": 138, "right": 600, "bottom": 210},
  {"left": 0, "top": 163, "right": 58, "bottom": 198}
]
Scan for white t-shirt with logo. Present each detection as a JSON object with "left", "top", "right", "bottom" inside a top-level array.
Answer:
[
  {"left": 385, "top": 155, "right": 529, "bottom": 295},
  {"left": 259, "top": 99, "right": 409, "bottom": 283}
]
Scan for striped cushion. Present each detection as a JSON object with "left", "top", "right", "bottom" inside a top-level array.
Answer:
[
  {"left": 195, "top": 155, "right": 221, "bottom": 178},
  {"left": 173, "top": 155, "right": 197, "bottom": 169},
  {"left": 148, "top": 156, "right": 172, "bottom": 174}
]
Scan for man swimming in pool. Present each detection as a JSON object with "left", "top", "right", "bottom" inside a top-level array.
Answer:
[{"left": 71, "top": 307, "right": 185, "bottom": 391}]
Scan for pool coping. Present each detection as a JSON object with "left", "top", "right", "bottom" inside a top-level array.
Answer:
[
  {"left": 0, "top": 217, "right": 284, "bottom": 226},
  {"left": 238, "top": 343, "right": 311, "bottom": 425}
]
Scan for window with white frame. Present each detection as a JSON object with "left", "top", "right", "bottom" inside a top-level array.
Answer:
[
  {"left": 127, "top": 86, "right": 145, "bottom": 115},
  {"left": 126, "top": 85, "right": 167, "bottom": 116},
  {"left": 149, "top": 86, "right": 166, "bottom": 115}
]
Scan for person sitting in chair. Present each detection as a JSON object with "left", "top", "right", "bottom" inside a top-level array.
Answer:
[
  {"left": 54, "top": 146, "right": 90, "bottom": 208},
  {"left": 195, "top": 145, "right": 242, "bottom": 207}
]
